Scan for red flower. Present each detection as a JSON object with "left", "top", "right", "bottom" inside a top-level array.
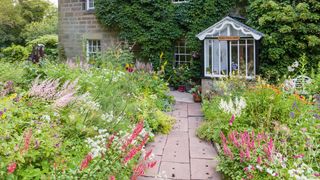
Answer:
[
  {"left": 147, "top": 161, "right": 157, "bottom": 168},
  {"left": 144, "top": 149, "right": 153, "bottom": 160},
  {"left": 80, "top": 153, "right": 93, "bottom": 171},
  {"left": 257, "top": 156, "right": 262, "bottom": 164},
  {"left": 109, "top": 176, "right": 116, "bottom": 180},
  {"left": 293, "top": 154, "right": 304, "bottom": 159},
  {"left": 106, "top": 135, "right": 115, "bottom": 149},
  {"left": 7, "top": 162, "right": 17, "bottom": 174},
  {"left": 22, "top": 129, "right": 32, "bottom": 153},
  {"left": 122, "top": 121, "right": 144, "bottom": 150}
]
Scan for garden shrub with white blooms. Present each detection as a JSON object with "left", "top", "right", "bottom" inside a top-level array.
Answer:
[
  {"left": 0, "top": 49, "right": 174, "bottom": 179},
  {"left": 198, "top": 78, "right": 320, "bottom": 179}
]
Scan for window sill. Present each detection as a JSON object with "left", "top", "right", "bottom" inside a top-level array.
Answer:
[{"left": 84, "top": 9, "right": 95, "bottom": 14}]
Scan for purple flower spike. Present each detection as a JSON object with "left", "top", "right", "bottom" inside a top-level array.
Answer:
[
  {"left": 3, "top": 108, "right": 7, "bottom": 112},
  {"left": 0, "top": 111, "right": 3, "bottom": 116},
  {"left": 289, "top": 112, "right": 295, "bottom": 118}
]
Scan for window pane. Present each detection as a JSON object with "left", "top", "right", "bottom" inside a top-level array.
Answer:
[
  {"left": 220, "top": 41, "right": 228, "bottom": 75},
  {"left": 207, "top": 40, "right": 212, "bottom": 75},
  {"left": 239, "top": 44, "right": 246, "bottom": 76},
  {"left": 247, "top": 44, "right": 254, "bottom": 77},
  {"left": 212, "top": 40, "right": 219, "bottom": 75},
  {"left": 231, "top": 43, "right": 238, "bottom": 75}
]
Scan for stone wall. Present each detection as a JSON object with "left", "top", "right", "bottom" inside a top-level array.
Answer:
[{"left": 58, "top": 0, "right": 118, "bottom": 59}]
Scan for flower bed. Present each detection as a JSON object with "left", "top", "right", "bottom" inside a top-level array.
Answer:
[
  {"left": 198, "top": 80, "right": 319, "bottom": 179},
  {"left": 0, "top": 50, "right": 174, "bottom": 179}
]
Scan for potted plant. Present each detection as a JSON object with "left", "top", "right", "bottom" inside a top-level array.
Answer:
[{"left": 190, "top": 85, "right": 202, "bottom": 102}]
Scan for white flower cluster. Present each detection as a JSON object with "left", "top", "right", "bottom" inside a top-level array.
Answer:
[
  {"left": 76, "top": 92, "right": 101, "bottom": 113},
  {"left": 273, "top": 152, "right": 287, "bottom": 168},
  {"left": 288, "top": 161, "right": 316, "bottom": 180},
  {"left": 219, "top": 96, "right": 246, "bottom": 116},
  {"left": 103, "top": 69, "right": 126, "bottom": 83},
  {"left": 86, "top": 129, "right": 125, "bottom": 158},
  {"left": 101, "top": 111, "right": 123, "bottom": 123},
  {"left": 288, "top": 61, "right": 299, "bottom": 72}
]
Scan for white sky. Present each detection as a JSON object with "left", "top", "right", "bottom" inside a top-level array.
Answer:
[{"left": 49, "top": 0, "right": 58, "bottom": 6}]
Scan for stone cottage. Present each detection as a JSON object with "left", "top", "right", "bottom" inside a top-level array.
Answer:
[
  {"left": 58, "top": 0, "right": 190, "bottom": 62},
  {"left": 58, "top": 0, "right": 118, "bottom": 60}
]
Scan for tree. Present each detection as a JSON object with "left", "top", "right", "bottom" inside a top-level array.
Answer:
[
  {"left": 0, "top": 0, "right": 57, "bottom": 47},
  {"left": 247, "top": 0, "right": 320, "bottom": 82}
]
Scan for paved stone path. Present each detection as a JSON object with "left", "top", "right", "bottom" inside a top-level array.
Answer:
[{"left": 139, "top": 92, "right": 221, "bottom": 180}]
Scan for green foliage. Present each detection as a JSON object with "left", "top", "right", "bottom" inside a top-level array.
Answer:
[
  {"left": 22, "top": 15, "right": 58, "bottom": 42},
  {"left": 95, "top": 0, "right": 236, "bottom": 83},
  {"left": 0, "top": 44, "right": 29, "bottom": 62},
  {"left": 27, "top": 34, "right": 58, "bottom": 59},
  {"left": 0, "top": 0, "right": 57, "bottom": 47},
  {"left": 247, "top": 0, "right": 320, "bottom": 82},
  {"left": 0, "top": 49, "right": 174, "bottom": 178},
  {"left": 198, "top": 80, "right": 320, "bottom": 179}
]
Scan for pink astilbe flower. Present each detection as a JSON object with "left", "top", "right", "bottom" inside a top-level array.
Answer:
[
  {"left": 220, "top": 131, "right": 227, "bottom": 144},
  {"left": 245, "top": 147, "right": 251, "bottom": 160},
  {"left": 123, "top": 121, "right": 144, "bottom": 150},
  {"left": 229, "top": 114, "right": 235, "bottom": 126},
  {"left": 7, "top": 162, "right": 17, "bottom": 174},
  {"left": 109, "top": 176, "right": 116, "bottom": 180},
  {"left": 223, "top": 144, "right": 234, "bottom": 159},
  {"left": 257, "top": 156, "right": 262, "bottom": 164},
  {"left": 239, "top": 150, "right": 245, "bottom": 162},
  {"left": 21, "top": 129, "right": 32, "bottom": 154},
  {"left": 147, "top": 161, "right": 157, "bottom": 168},
  {"left": 80, "top": 153, "right": 93, "bottom": 171},
  {"left": 29, "top": 76, "right": 78, "bottom": 108}
]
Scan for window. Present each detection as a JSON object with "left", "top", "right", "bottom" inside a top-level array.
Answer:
[
  {"left": 204, "top": 38, "right": 255, "bottom": 79},
  {"left": 172, "top": 0, "right": 189, "bottom": 3},
  {"left": 86, "top": 40, "right": 101, "bottom": 60},
  {"left": 174, "top": 40, "right": 191, "bottom": 66},
  {"left": 86, "top": 0, "right": 94, "bottom": 10}
]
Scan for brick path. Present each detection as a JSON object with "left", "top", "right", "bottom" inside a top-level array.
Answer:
[{"left": 139, "top": 93, "right": 221, "bottom": 180}]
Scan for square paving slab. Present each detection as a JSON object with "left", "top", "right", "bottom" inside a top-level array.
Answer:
[
  {"left": 159, "top": 162, "right": 190, "bottom": 180},
  {"left": 172, "top": 117, "right": 188, "bottom": 132},
  {"left": 143, "top": 155, "right": 162, "bottom": 177},
  {"left": 145, "top": 135, "right": 167, "bottom": 156},
  {"left": 191, "top": 159, "right": 221, "bottom": 180},
  {"left": 172, "top": 110, "right": 188, "bottom": 118},
  {"left": 188, "top": 103, "right": 203, "bottom": 117},
  {"left": 189, "top": 131, "right": 218, "bottom": 159},
  {"left": 188, "top": 117, "right": 203, "bottom": 129}
]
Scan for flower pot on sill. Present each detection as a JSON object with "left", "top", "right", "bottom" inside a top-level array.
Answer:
[
  {"left": 178, "top": 85, "right": 186, "bottom": 92},
  {"left": 193, "top": 93, "right": 202, "bottom": 102}
]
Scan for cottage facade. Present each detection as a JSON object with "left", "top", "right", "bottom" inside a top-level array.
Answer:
[{"left": 58, "top": 0, "right": 118, "bottom": 60}]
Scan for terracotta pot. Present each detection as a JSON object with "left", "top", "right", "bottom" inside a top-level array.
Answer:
[
  {"left": 193, "top": 93, "right": 202, "bottom": 102},
  {"left": 178, "top": 85, "right": 186, "bottom": 92}
]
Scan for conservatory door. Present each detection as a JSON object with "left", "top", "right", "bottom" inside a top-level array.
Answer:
[{"left": 204, "top": 39, "right": 228, "bottom": 77}]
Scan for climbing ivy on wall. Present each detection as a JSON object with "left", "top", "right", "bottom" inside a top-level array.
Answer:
[
  {"left": 247, "top": 0, "right": 320, "bottom": 82},
  {"left": 95, "top": 0, "right": 236, "bottom": 65}
]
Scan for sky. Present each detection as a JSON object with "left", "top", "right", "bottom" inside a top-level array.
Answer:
[{"left": 49, "top": 0, "right": 58, "bottom": 6}]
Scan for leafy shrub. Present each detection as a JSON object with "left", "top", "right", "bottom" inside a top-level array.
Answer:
[
  {"left": 27, "top": 34, "right": 58, "bottom": 59},
  {"left": 0, "top": 45, "right": 29, "bottom": 62},
  {"left": 0, "top": 49, "right": 174, "bottom": 178},
  {"left": 198, "top": 80, "right": 320, "bottom": 179}
]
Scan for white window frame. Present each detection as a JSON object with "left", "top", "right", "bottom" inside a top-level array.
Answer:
[
  {"left": 172, "top": 0, "right": 189, "bottom": 3},
  {"left": 174, "top": 40, "right": 191, "bottom": 66},
  {"left": 86, "top": 0, "right": 95, "bottom": 10},
  {"left": 204, "top": 38, "right": 256, "bottom": 79},
  {"left": 86, "top": 39, "right": 101, "bottom": 61}
]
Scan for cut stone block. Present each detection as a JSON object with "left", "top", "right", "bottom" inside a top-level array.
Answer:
[
  {"left": 172, "top": 117, "right": 188, "bottom": 132},
  {"left": 159, "top": 162, "right": 190, "bottom": 180},
  {"left": 162, "top": 132, "right": 189, "bottom": 163},
  {"left": 172, "top": 110, "right": 188, "bottom": 118},
  {"left": 190, "top": 159, "right": 222, "bottom": 180},
  {"left": 188, "top": 117, "right": 203, "bottom": 129},
  {"left": 145, "top": 135, "right": 167, "bottom": 156},
  {"left": 188, "top": 103, "right": 203, "bottom": 117},
  {"left": 143, "top": 155, "right": 161, "bottom": 177},
  {"left": 174, "top": 103, "right": 188, "bottom": 111},
  {"left": 189, "top": 131, "right": 218, "bottom": 159}
]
